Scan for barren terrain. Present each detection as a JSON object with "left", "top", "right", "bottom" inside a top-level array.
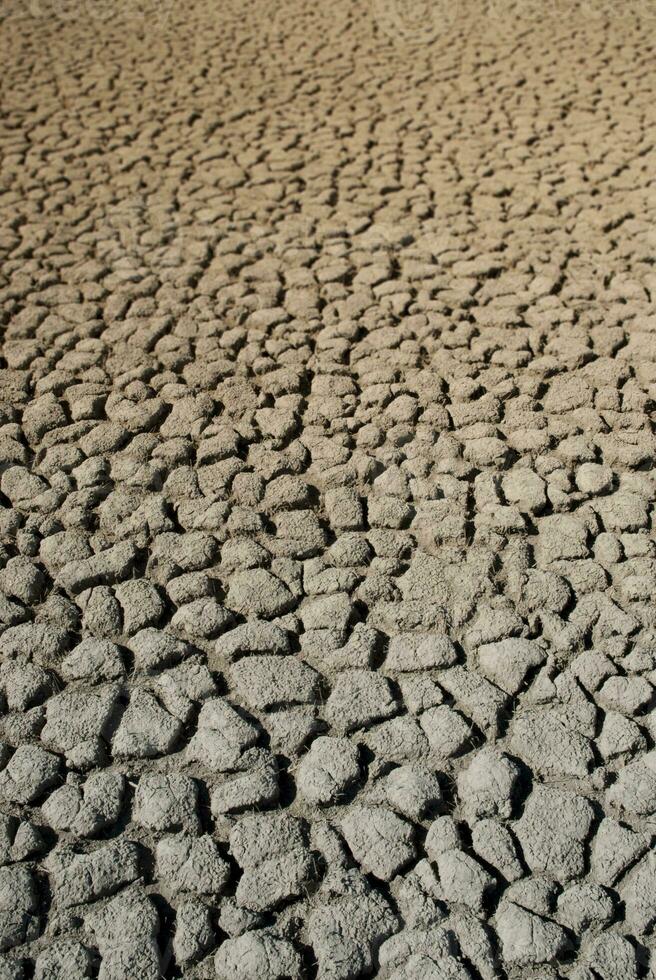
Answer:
[{"left": 0, "top": 1, "right": 655, "bottom": 977}]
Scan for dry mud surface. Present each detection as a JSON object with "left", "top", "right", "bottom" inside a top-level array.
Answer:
[{"left": 0, "top": 0, "right": 656, "bottom": 977}]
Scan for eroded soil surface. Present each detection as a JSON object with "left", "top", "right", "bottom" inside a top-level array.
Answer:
[{"left": 0, "top": 0, "right": 655, "bottom": 977}]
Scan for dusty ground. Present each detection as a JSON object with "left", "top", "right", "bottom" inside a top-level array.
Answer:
[{"left": 0, "top": 0, "right": 655, "bottom": 977}]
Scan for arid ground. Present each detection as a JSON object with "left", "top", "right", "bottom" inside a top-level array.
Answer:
[{"left": 0, "top": 0, "right": 655, "bottom": 977}]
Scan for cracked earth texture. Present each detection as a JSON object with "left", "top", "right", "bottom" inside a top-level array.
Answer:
[{"left": 0, "top": 0, "right": 655, "bottom": 977}]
